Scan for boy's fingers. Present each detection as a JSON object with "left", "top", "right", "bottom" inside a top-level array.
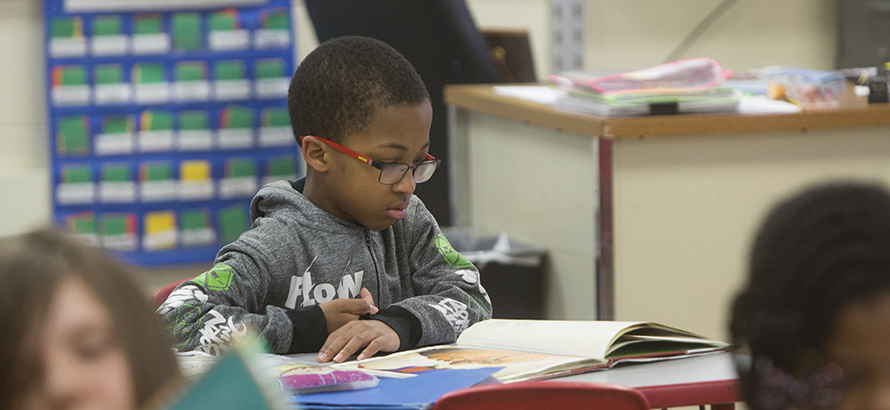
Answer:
[
  {"left": 333, "top": 331, "right": 372, "bottom": 363},
  {"left": 340, "top": 298, "right": 374, "bottom": 315},
  {"left": 357, "top": 338, "right": 384, "bottom": 361},
  {"left": 360, "top": 288, "right": 379, "bottom": 314},
  {"left": 318, "top": 325, "right": 355, "bottom": 362}
]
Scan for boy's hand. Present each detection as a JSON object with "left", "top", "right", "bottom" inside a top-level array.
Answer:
[
  {"left": 319, "top": 288, "right": 379, "bottom": 334},
  {"left": 316, "top": 320, "right": 400, "bottom": 363}
]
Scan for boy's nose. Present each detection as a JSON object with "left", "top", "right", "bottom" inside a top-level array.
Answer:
[{"left": 392, "top": 169, "right": 416, "bottom": 194}]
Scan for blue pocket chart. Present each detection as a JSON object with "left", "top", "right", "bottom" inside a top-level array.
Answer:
[{"left": 46, "top": 0, "right": 301, "bottom": 266}]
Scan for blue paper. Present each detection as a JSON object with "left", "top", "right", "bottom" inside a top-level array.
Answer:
[{"left": 292, "top": 367, "right": 502, "bottom": 408}]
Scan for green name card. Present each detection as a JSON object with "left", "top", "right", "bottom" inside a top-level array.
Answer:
[
  {"left": 62, "top": 164, "right": 92, "bottom": 184},
  {"left": 255, "top": 59, "right": 284, "bottom": 79},
  {"left": 267, "top": 156, "right": 296, "bottom": 177},
  {"left": 226, "top": 158, "right": 257, "bottom": 178},
  {"left": 101, "top": 164, "right": 132, "bottom": 183},
  {"left": 262, "top": 108, "right": 290, "bottom": 127},
  {"left": 93, "top": 15, "right": 122, "bottom": 36},
  {"left": 134, "top": 14, "right": 163, "bottom": 35},
  {"left": 215, "top": 60, "right": 245, "bottom": 81},
  {"left": 180, "top": 208, "right": 210, "bottom": 231},
  {"left": 94, "top": 64, "right": 123, "bottom": 85},
  {"left": 217, "top": 205, "right": 248, "bottom": 244},
  {"left": 179, "top": 111, "right": 208, "bottom": 131},
  {"left": 172, "top": 12, "right": 202, "bottom": 50}
]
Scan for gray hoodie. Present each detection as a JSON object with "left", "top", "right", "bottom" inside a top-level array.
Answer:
[{"left": 157, "top": 178, "right": 492, "bottom": 355}]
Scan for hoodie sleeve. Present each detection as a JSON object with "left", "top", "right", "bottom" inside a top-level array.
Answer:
[
  {"left": 156, "top": 186, "right": 327, "bottom": 355},
  {"left": 386, "top": 198, "right": 493, "bottom": 348}
]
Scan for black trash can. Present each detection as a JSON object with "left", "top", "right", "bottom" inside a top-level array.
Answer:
[{"left": 441, "top": 229, "right": 547, "bottom": 319}]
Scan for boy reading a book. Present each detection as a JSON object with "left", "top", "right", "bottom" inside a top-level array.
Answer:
[{"left": 158, "top": 36, "right": 492, "bottom": 362}]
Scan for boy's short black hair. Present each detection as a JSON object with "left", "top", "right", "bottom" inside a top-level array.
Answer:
[
  {"left": 288, "top": 36, "right": 430, "bottom": 144},
  {"left": 729, "top": 182, "right": 890, "bottom": 410}
]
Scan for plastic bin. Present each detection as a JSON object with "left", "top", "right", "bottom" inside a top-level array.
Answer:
[{"left": 440, "top": 228, "right": 548, "bottom": 319}]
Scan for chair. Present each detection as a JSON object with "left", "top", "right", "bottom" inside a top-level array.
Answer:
[
  {"left": 303, "top": 0, "right": 506, "bottom": 225},
  {"left": 432, "top": 381, "right": 651, "bottom": 410},
  {"left": 149, "top": 278, "right": 190, "bottom": 310}
]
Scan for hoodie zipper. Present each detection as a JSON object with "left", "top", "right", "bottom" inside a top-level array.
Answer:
[{"left": 363, "top": 228, "right": 382, "bottom": 304}]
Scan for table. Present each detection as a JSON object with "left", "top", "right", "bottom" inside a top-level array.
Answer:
[
  {"left": 557, "top": 352, "right": 741, "bottom": 409},
  {"left": 287, "top": 351, "right": 742, "bottom": 409},
  {"left": 444, "top": 84, "right": 890, "bottom": 338}
]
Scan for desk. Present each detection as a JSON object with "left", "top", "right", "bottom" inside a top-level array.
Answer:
[
  {"left": 287, "top": 351, "right": 741, "bottom": 409},
  {"left": 445, "top": 84, "right": 890, "bottom": 337},
  {"left": 558, "top": 352, "right": 741, "bottom": 409}
]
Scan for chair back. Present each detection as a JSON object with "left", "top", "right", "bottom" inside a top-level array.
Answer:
[{"left": 432, "top": 381, "right": 651, "bottom": 410}]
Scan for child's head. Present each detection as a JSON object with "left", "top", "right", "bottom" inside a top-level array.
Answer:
[
  {"left": 0, "top": 229, "right": 181, "bottom": 410},
  {"left": 730, "top": 183, "right": 890, "bottom": 410},
  {"left": 288, "top": 35, "right": 430, "bottom": 145},
  {"left": 288, "top": 36, "right": 436, "bottom": 231}
]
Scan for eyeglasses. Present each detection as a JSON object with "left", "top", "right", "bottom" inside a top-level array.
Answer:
[{"left": 299, "top": 135, "right": 441, "bottom": 185}]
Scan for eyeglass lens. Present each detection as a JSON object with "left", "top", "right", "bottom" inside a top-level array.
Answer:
[{"left": 379, "top": 161, "right": 439, "bottom": 185}]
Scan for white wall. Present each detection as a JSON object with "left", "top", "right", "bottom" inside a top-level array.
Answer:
[
  {"left": 586, "top": 0, "right": 836, "bottom": 71},
  {"left": 0, "top": 0, "right": 51, "bottom": 236}
]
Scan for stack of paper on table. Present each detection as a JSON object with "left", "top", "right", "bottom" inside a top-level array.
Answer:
[{"left": 549, "top": 58, "right": 743, "bottom": 117}]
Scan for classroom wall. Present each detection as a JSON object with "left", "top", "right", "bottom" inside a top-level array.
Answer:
[
  {"left": 0, "top": 0, "right": 838, "bottom": 305},
  {"left": 0, "top": 0, "right": 839, "bottom": 236}
]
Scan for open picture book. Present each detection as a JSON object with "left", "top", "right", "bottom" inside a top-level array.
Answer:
[{"left": 333, "top": 319, "right": 731, "bottom": 383}]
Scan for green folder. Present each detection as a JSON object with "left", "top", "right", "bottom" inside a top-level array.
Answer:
[
  {"left": 92, "top": 16, "right": 122, "bottom": 36},
  {"left": 102, "top": 115, "right": 131, "bottom": 134},
  {"left": 134, "top": 14, "right": 163, "bottom": 35},
  {"left": 94, "top": 65, "right": 123, "bottom": 85},
  {"left": 209, "top": 11, "right": 237, "bottom": 32},
  {"left": 51, "top": 17, "right": 79, "bottom": 39},
  {"left": 222, "top": 105, "right": 254, "bottom": 129},
  {"left": 165, "top": 354, "right": 277, "bottom": 410},
  {"left": 262, "top": 108, "right": 290, "bottom": 127},
  {"left": 255, "top": 59, "right": 284, "bottom": 79},
  {"left": 266, "top": 156, "right": 295, "bottom": 178},
  {"left": 133, "top": 63, "right": 165, "bottom": 84},
  {"left": 60, "top": 66, "right": 87, "bottom": 86},
  {"left": 226, "top": 158, "right": 257, "bottom": 178},
  {"left": 101, "top": 164, "right": 131, "bottom": 183},
  {"left": 57, "top": 116, "right": 89, "bottom": 156},
  {"left": 101, "top": 214, "right": 130, "bottom": 236},
  {"left": 141, "top": 162, "right": 172, "bottom": 182},
  {"left": 215, "top": 60, "right": 245, "bottom": 81},
  {"left": 180, "top": 208, "right": 211, "bottom": 232},
  {"left": 172, "top": 12, "right": 202, "bottom": 50},
  {"left": 62, "top": 164, "right": 92, "bottom": 184},
  {"left": 263, "top": 10, "right": 290, "bottom": 30},
  {"left": 176, "top": 61, "right": 206, "bottom": 82},
  {"left": 67, "top": 212, "right": 96, "bottom": 235},
  {"left": 180, "top": 111, "right": 208, "bottom": 131},
  {"left": 217, "top": 205, "right": 248, "bottom": 244}
]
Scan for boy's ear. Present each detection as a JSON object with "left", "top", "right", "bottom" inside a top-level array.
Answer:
[{"left": 301, "top": 136, "right": 331, "bottom": 173}]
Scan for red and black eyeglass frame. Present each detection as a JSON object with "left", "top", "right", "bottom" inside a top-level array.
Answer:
[{"left": 298, "top": 135, "right": 440, "bottom": 185}]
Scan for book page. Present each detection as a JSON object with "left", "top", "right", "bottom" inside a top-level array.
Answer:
[
  {"left": 456, "top": 320, "right": 648, "bottom": 359},
  {"left": 334, "top": 345, "right": 607, "bottom": 383}
]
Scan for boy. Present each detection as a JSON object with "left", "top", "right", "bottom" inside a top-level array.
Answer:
[{"left": 158, "top": 36, "right": 492, "bottom": 362}]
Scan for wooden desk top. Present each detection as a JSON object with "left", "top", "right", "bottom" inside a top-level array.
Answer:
[{"left": 444, "top": 84, "right": 890, "bottom": 139}]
